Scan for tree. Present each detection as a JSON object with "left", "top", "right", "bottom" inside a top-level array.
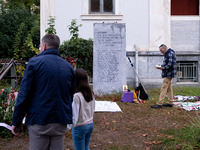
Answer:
[
  {"left": 1, "top": 0, "right": 40, "bottom": 14},
  {"left": 0, "top": 5, "right": 40, "bottom": 59}
]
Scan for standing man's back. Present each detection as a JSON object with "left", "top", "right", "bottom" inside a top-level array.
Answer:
[{"left": 12, "top": 34, "right": 75, "bottom": 150}]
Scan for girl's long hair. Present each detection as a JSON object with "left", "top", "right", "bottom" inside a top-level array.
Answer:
[{"left": 75, "top": 68, "right": 93, "bottom": 102}]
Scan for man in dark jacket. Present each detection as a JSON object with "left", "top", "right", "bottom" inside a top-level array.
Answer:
[
  {"left": 12, "top": 34, "right": 75, "bottom": 150},
  {"left": 151, "top": 44, "right": 177, "bottom": 109}
]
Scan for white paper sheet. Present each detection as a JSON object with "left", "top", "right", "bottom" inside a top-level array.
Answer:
[
  {"left": 95, "top": 101, "right": 122, "bottom": 112},
  {"left": 0, "top": 123, "right": 12, "bottom": 131}
]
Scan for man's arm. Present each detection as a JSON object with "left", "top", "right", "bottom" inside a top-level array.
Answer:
[
  {"left": 12, "top": 60, "right": 35, "bottom": 129},
  {"left": 161, "top": 53, "right": 174, "bottom": 70}
]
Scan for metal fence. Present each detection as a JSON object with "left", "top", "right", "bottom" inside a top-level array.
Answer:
[{"left": 177, "top": 61, "right": 198, "bottom": 82}]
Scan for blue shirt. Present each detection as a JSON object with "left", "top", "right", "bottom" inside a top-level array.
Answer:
[
  {"left": 161, "top": 48, "right": 177, "bottom": 78},
  {"left": 12, "top": 49, "right": 75, "bottom": 126}
]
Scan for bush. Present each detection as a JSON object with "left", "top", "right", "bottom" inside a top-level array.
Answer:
[
  {"left": 59, "top": 38, "right": 93, "bottom": 77},
  {"left": 0, "top": 6, "right": 40, "bottom": 60},
  {"left": 59, "top": 19, "right": 93, "bottom": 77},
  {"left": 0, "top": 88, "right": 17, "bottom": 138}
]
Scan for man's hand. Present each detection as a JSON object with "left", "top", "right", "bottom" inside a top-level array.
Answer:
[
  {"left": 157, "top": 67, "right": 162, "bottom": 70},
  {"left": 11, "top": 125, "right": 19, "bottom": 136},
  {"left": 156, "top": 65, "right": 162, "bottom": 70}
]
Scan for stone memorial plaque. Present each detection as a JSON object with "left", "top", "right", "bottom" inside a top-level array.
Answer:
[{"left": 93, "top": 23, "right": 126, "bottom": 94}]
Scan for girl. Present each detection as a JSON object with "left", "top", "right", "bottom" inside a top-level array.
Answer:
[{"left": 72, "top": 68, "right": 95, "bottom": 150}]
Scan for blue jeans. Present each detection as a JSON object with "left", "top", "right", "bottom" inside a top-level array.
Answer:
[{"left": 72, "top": 123, "right": 93, "bottom": 150}]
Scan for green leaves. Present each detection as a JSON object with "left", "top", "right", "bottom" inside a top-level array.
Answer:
[
  {"left": 59, "top": 19, "right": 92, "bottom": 76},
  {"left": 68, "top": 19, "right": 82, "bottom": 41},
  {"left": 45, "top": 16, "right": 57, "bottom": 34},
  {"left": 1, "top": 0, "right": 40, "bottom": 14},
  {"left": 0, "top": 6, "right": 40, "bottom": 59},
  {"left": 60, "top": 38, "right": 93, "bottom": 76}
]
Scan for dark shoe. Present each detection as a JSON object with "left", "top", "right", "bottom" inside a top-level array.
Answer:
[
  {"left": 151, "top": 104, "right": 162, "bottom": 109},
  {"left": 162, "top": 103, "right": 173, "bottom": 107}
]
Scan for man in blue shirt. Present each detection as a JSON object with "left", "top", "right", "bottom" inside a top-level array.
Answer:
[
  {"left": 12, "top": 34, "right": 75, "bottom": 150},
  {"left": 151, "top": 44, "right": 177, "bottom": 109}
]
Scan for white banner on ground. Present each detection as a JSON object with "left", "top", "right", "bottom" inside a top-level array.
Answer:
[
  {"left": 95, "top": 101, "right": 122, "bottom": 112},
  {"left": 0, "top": 123, "right": 12, "bottom": 131}
]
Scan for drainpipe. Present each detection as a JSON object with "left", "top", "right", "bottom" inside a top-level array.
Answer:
[{"left": 134, "top": 44, "right": 139, "bottom": 87}]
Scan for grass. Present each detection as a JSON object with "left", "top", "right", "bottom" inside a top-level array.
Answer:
[
  {"left": 0, "top": 86, "right": 200, "bottom": 150},
  {"left": 161, "top": 117, "right": 200, "bottom": 150},
  {"left": 95, "top": 92, "right": 122, "bottom": 101},
  {"left": 153, "top": 87, "right": 200, "bottom": 150},
  {"left": 95, "top": 86, "right": 200, "bottom": 150},
  {"left": 173, "top": 86, "right": 200, "bottom": 96},
  {"left": 147, "top": 86, "right": 200, "bottom": 104}
]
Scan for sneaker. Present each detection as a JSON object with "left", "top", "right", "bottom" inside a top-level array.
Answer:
[
  {"left": 150, "top": 104, "right": 162, "bottom": 109},
  {"left": 162, "top": 103, "right": 173, "bottom": 107}
]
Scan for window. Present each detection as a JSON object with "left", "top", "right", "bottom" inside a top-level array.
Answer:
[
  {"left": 177, "top": 61, "right": 198, "bottom": 82},
  {"left": 82, "top": 0, "right": 122, "bottom": 20},
  {"left": 171, "top": 0, "right": 199, "bottom": 15},
  {"left": 90, "top": 0, "right": 114, "bottom": 14}
]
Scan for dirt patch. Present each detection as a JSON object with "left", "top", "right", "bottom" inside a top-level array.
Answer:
[{"left": 0, "top": 101, "right": 196, "bottom": 150}]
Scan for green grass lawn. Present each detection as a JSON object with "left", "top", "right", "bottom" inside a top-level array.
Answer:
[
  {"left": 0, "top": 84, "right": 200, "bottom": 150},
  {"left": 147, "top": 86, "right": 200, "bottom": 150},
  {"left": 95, "top": 86, "right": 200, "bottom": 150}
]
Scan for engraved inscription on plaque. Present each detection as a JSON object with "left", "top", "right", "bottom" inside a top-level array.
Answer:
[
  {"left": 93, "top": 23, "right": 126, "bottom": 94},
  {"left": 96, "top": 31, "right": 123, "bottom": 83}
]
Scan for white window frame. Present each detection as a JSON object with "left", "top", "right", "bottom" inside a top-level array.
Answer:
[{"left": 81, "top": 0, "right": 123, "bottom": 20}]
